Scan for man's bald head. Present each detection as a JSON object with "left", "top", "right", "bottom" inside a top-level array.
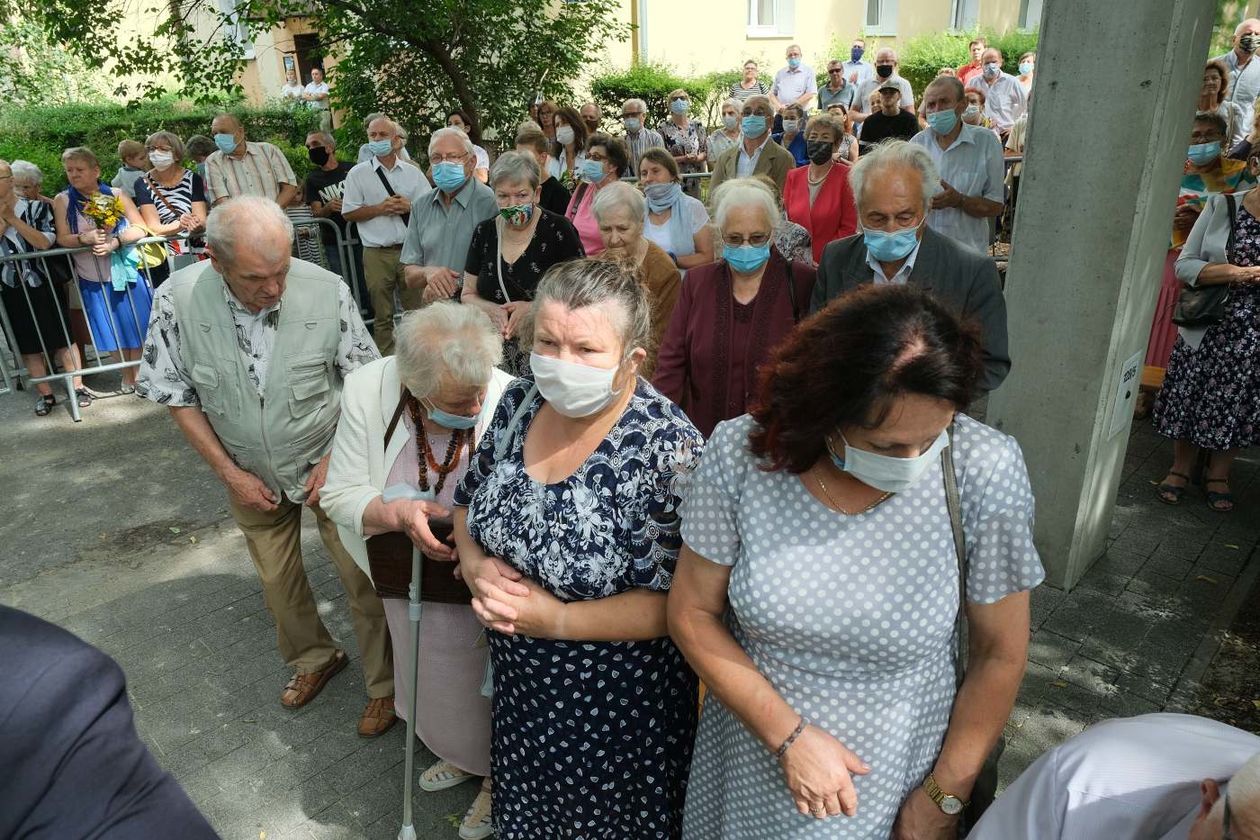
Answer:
[
  {"left": 1235, "top": 18, "right": 1260, "bottom": 36},
  {"left": 1190, "top": 749, "right": 1260, "bottom": 840},
  {"left": 211, "top": 113, "right": 243, "bottom": 135}
]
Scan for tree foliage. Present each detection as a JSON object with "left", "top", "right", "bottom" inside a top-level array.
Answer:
[
  {"left": 0, "top": 18, "right": 108, "bottom": 105},
  {"left": 15, "top": 0, "right": 629, "bottom": 151}
]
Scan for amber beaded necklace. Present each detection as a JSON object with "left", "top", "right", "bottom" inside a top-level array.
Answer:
[{"left": 407, "top": 395, "right": 472, "bottom": 496}]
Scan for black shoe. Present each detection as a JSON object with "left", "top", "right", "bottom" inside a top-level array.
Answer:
[
  {"left": 75, "top": 388, "right": 94, "bottom": 408},
  {"left": 34, "top": 394, "right": 56, "bottom": 416}
]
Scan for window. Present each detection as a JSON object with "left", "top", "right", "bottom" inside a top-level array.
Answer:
[
  {"left": 950, "top": 0, "right": 980, "bottom": 31},
  {"left": 214, "top": 0, "right": 255, "bottom": 58},
  {"left": 1018, "top": 0, "right": 1043, "bottom": 31},
  {"left": 747, "top": 0, "right": 795, "bottom": 38},
  {"left": 863, "top": 0, "right": 898, "bottom": 36}
]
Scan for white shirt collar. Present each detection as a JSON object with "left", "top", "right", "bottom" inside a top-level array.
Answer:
[{"left": 864, "top": 236, "right": 923, "bottom": 284}]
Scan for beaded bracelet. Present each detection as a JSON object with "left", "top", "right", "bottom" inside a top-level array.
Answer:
[{"left": 775, "top": 716, "right": 809, "bottom": 758}]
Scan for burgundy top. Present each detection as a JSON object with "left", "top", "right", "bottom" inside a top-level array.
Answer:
[{"left": 652, "top": 249, "right": 816, "bottom": 437}]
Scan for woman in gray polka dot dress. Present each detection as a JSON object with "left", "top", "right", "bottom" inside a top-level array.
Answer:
[{"left": 669, "top": 285, "right": 1044, "bottom": 839}]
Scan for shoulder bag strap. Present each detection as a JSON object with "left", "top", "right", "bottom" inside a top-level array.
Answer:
[
  {"left": 146, "top": 174, "right": 183, "bottom": 221},
  {"left": 493, "top": 384, "right": 539, "bottom": 461},
  {"left": 941, "top": 424, "right": 968, "bottom": 689},
  {"left": 383, "top": 389, "right": 408, "bottom": 454},
  {"left": 785, "top": 257, "right": 800, "bottom": 324},
  {"left": 494, "top": 216, "right": 513, "bottom": 304},
  {"left": 1226, "top": 192, "right": 1239, "bottom": 254},
  {"left": 374, "top": 165, "right": 411, "bottom": 228}
]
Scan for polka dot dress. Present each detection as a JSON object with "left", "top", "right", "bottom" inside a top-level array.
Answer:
[
  {"left": 455, "top": 378, "right": 705, "bottom": 839},
  {"left": 679, "top": 413, "right": 1044, "bottom": 838}
]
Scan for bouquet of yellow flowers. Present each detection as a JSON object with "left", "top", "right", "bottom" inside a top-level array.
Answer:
[{"left": 80, "top": 192, "right": 125, "bottom": 231}]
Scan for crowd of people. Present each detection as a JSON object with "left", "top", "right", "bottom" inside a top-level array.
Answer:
[{"left": 1, "top": 24, "right": 1259, "bottom": 840}]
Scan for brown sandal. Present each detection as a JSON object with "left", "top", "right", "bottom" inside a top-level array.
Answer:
[{"left": 280, "top": 650, "right": 347, "bottom": 708}]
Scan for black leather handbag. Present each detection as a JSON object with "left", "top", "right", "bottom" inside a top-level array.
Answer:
[{"left": 1172, "top": 193, "right": 1236, "bottom": 329}]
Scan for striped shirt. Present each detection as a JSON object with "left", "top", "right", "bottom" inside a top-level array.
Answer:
[
  {"left": 203, "top": 141, "right": 296, "bottom": 204},
  {"left": 624, "top": 128, "right": 665, "bottom": 177}
]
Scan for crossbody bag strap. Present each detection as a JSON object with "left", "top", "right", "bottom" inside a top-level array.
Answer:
[
  {"left": 145, "top": 175, "right": 183, "bottom": 221},
  {"left": 493, "top": 384, "right": 540, "bottom": 461},
  {"left": 383, "top": 389, "right": 408, "bottom": 454},
  {"left": 941, "top": 424, "right": 968, "bottom": 689},
  {"left": 374, "top": 165, "right": 411, "bottom": 228},
  {"left": 1226, "top": 192, "right": 1239, "bottom": 255},
  {"left": 494, "top": 216, "right": 513, "bottom": 304}
]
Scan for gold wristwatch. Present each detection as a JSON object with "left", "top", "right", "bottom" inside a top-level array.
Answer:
[{"left": 923, "top": 773, "right": 967, "bottom": 816}]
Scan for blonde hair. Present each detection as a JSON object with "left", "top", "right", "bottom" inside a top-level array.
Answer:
[
  {"left": 61, "top": 147, "right": 100, "bottom": 169},
  {"left": 117, "top": 139, "right": 145, "bottom": 160}
]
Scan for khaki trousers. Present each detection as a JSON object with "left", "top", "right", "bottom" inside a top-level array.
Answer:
[
  {"left": 229, "top": 497, "right": 394, "bottom": 699},
  {"left": 361, "top": 245, "right": 423, "bottom": 355}
]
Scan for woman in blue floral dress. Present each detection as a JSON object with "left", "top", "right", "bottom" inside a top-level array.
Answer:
[{"left": 453, "top": 259, "right": 703, "bottom": 839}]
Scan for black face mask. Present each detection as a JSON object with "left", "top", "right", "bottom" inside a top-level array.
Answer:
[
  {"left": 307, "top": 146, "right": 330, "bottom": 166},
  {"left": 1243, "top": 34, "right": 1258, "bottom": 54},
  {"left": 876, "top": 64, "right": 894, "bottom": 79},
  {"left": 806, "top": 140, "right": 834, "bottom": 165}
]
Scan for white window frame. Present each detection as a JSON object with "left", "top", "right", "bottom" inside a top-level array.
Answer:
[
  {"left": 1018, "top": 0, "right": 1044, "bottom": 31},
  {"left": 214, "top": 0, "right": 255, "bottom": 59},
  {"left": 747, "top": 0, "right": 795, "bottom": 39},
  {"left": 863, "top": 0, "right": 898, "bottom": 37},
  {"left": 949, "top": 0, "right": 980, "bottom": 32}
]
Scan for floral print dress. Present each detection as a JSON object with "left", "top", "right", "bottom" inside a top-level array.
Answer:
[
  {"left": 454, "top": 378, "right": 704, "bottom": 839},
  {"left": 1153, "top": 205, "right": 1260, "bottom": 450}
]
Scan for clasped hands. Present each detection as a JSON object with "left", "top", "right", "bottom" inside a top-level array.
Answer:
[
  {"left": 459, "top": 549, "right": 564, "bottom": 638},
  {"left": 484, "top": 300, "right": 530, "bottom": 340}
]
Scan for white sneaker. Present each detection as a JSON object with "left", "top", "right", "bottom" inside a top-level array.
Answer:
[
  {"left": 419, "top": 759, "right": 476, "bottom": 792},
  {"left": 457, "top": 785, "right": 493, "bottom": 840}
]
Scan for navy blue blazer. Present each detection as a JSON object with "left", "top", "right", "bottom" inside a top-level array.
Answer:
[{"left": 0, "top": 605, "right": 220, "bottom": 839}]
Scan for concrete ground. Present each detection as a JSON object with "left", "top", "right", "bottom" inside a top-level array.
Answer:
[{"left": 1, "top": 372, "right": 1257, "bottom": 839}]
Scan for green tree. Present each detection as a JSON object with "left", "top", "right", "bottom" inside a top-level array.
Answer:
[
  {"left": 0, "top": 18, "right": 108, "bottom": 105},
  {"left": 14, "top": 0, "right": 629, "bottom": 147}
]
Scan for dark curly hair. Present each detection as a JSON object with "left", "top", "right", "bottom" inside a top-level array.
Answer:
[{"left": 748, "top": 284, "right": 984, "bottom": 474}]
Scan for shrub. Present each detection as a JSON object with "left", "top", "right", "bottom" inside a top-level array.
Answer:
[
  {"left": 898, "top": 28, "right": 1039, "bottom": 100},
  {"left": 0, "top": 99, "right": 320, "bottom": 192},
  {"left": 589, "top": 63, "right": 711, "bottom": 130}
]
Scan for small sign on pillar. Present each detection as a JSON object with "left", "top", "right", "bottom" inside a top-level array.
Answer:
[{"left": 1108, "top": 351, "right": 1144, "bottom": 439}]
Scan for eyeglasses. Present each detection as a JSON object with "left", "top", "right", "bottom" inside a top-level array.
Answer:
[
  {"left": 430, "top": 153, "right": 467, "bottom": 164},
  {"left": 723, "top": 233, "right": 771, "bottom": 247}
]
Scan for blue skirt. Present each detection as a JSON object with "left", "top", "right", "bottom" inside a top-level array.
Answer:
[{"left": 78, "top": 277, "right": 153, "bottom": 352}]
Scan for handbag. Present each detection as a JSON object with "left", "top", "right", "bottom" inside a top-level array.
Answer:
[
  {"left": 941, "top": 430, "right": 1005, "bottom": 830},
  {"left": 364, "top": 391, "right": 471, "bottom": 603},
  {"left": 1172, "top": 193, "right": 1235, "bottom": 328}
]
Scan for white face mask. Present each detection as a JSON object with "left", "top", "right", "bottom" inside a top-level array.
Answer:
[
  {"left": 556, "top": 125, "right": 575, "bottom": 146},
  {"left": 530, "top": 352, "right": 624, "bottom": 418},
  {"left": 830, "top": 428, "right": 950, "bottom": 494},
  {"left": 149, "top": 150, "right": 175, "bottom": 169}
]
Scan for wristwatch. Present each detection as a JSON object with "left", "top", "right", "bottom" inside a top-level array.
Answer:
[{"left": 923, "top": 773, "right": 967, "bottom": 816}]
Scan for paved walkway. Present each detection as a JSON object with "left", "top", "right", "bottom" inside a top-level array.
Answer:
[{"left": 1, "top": 378, "right": 1256, "bottom": 839}]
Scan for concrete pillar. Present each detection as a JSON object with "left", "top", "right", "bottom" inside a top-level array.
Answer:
[{"left": 987, "top": 0, "right": 1217, "bottom": 590}]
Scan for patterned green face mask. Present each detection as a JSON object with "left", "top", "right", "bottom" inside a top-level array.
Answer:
[{"left": 500, "top": 203, "right": 535, "bottom": 226}]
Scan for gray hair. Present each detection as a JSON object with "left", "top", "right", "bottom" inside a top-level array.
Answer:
[
  {"left": 363, "top": 112, "right": 387, "bottom": 130},
  {"left": 11, "top": 160, "right": 43, "bottom": 186},
  {"left": 145, "top": 131, "right": 186, "bottom": 161},
  {"left": 394, "top": 301, "right": 503, "bottom": 399},
  {"left": 849, "top": 139, "right": 939, "bottom": 213},
  {"left": 307, "top": 130, "right": 336, "bottom": 149},
  {"left": 428, "top": 126, "right": 475, "bottom": 157},
  {"left": 526, "top": 258, "right": 651, "bottom": 354},
  {"left": 621, "top": 97, "right": 647, "bottom": 115},
  {"left": 710, "top": 177, "right": 779, "bottom": 233},
  {"left": 721, "top": 97, "right": 741, "bottom": 114},
  {"left": 367, "top": 116, "right": 398, "bottom": 136},
  {"left": 875, "top": 47, "right": 898, "bottom": 63},
  {"left": 205, "top": 197, "right": 294, "bottom": 264},
  {"left": 489, "top": 150, "right": 540, "bottom": 190},
  {"left": 591, "top": 180, "right": 645, "bottom": 224}
]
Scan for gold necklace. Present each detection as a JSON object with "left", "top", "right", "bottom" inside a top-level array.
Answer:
[{"left": 814, "top": 469, "right": 892, "bottom": 515}]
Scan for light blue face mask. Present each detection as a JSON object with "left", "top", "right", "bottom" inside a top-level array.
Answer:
[
  {"left": 580, "top": 159, "right": 607, "bottom": 183},
  {"left": 862, "top": 219, "right": 923, "bottom": 262},
  {"left": 741, "top": 115, "right": 768, "bottom": 138},
  {"left": 367, "top": 138, "right": 393, "bottom": 156},
  {"left": 432, "top": 161, "right": 468, "bottom": 192},
  {"left": 213, "top": 133, "right": 238, "bottom": 154},
  {"left": 723, "top": 242, "right": 772, "bottom": 273},
  {"left": 1187, "top": 141, "right": 1222, "bottom": 166},
  {"left": 669, "top": 98, "right": 689, "bottom": 115},
  {"left": 926, "top": 108, "right": 959, "bottom": 135},
  {"left": 422, "top": 397, "right": 478, "bottom": 430},
  {"left": 788, "top": 56, "right": 801, "bottom": 69},
  {"left": 1018, "top": 61, "right": 1034, "bottom": 76}
]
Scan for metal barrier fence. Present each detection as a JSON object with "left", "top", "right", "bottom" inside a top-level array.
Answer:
[{"left": 0, "top": 218, "right": 364, "bottom": 421}]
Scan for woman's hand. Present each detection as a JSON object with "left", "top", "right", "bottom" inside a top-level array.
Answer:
[
  {"left": 79, "top": 229, "right": 106, "bottom": 249},
  {"left": 471, "top": 574, "right": 564, "bottom": 638},
  {"left": 458, "top": 550, "right": 522, "bottom": 598},
  {"left": 891, "top": 786, "right": 959, "bottom": 840},
  {"left": 779, "top": 725, "right": 870, "bottom": 819},
  {"left": 394, "top": 499, "right": 456, "bottom": 561},
  {"left": 502, "top": 301, "right": 530, "bottom": 339},
  {"left": 178, "top": 212, "right": 202, "bottom": 233},
  {"left": 91, "top": 235, "right": 118, "bottom": 257}
]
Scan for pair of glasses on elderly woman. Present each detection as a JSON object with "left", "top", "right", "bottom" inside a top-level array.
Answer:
[{"left": 723, "top": 233, "right": 771, "bottom": 247}]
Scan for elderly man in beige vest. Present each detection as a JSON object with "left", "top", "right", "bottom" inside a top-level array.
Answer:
[{"left": 136, "top": 197, "right": 396, "bottom": 737}]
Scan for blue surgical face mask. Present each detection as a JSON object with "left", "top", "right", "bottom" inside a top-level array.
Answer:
[
  {"left": 982, "top": 61, "right": 1001, "bottom": 79},
  {"left": 851, "top": 46, "right": 864, "bottom": 62},
  {"left": 1018, "top": 61, "right": 1034, "bottom": 76},
  {"left": 742, "top": 115, "right": 768, "bottom": 138},
  {"left": 581, "top": 158, "right": 607, "bottom": 183},
  {"left": 723, "top": 242, "right": 772, "bottom": 273},
  {"left": 669, "top": 99, "right": 689, "bottom": 115},
  {"left": 829, "top": 429, "right": 950, "bottom": 494},
  {"left": 432, "top": 161, "right": 468, "bottom": 192},
  {"left": 213, "top": 133, "right": 238, "bottom": 154},
  {"left": 422, "top": 397, "right": 478, "bottom": 430},
  {"left": 1188, "top": 141, "right": 1222, "bottom": 166},
  {"left": 367, "top": 138, "right": 393, "bottom": 157},
  {"left": 623, "top": 117, "right": 641, "bottom": 132},
  {"left": 782, "top": 119, "right": 800, "bottom": 134},
  {"left": 788, "top": 56, "right": 801, "bottom": 69},
  {"left": 926, "top": 108, "right": 959, "bottom": 135},
  {"left": 862, "top": 219, "right": 923, "bottom": 262}
]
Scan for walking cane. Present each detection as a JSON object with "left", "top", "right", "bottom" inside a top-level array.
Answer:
[{"left": 397, "top": 546, "right": 423, "bottom": 840}]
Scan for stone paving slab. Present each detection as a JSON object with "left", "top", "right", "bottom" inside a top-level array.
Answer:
[{"left": 1, "top": 380, "right": 1257, "bottom": 838}]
